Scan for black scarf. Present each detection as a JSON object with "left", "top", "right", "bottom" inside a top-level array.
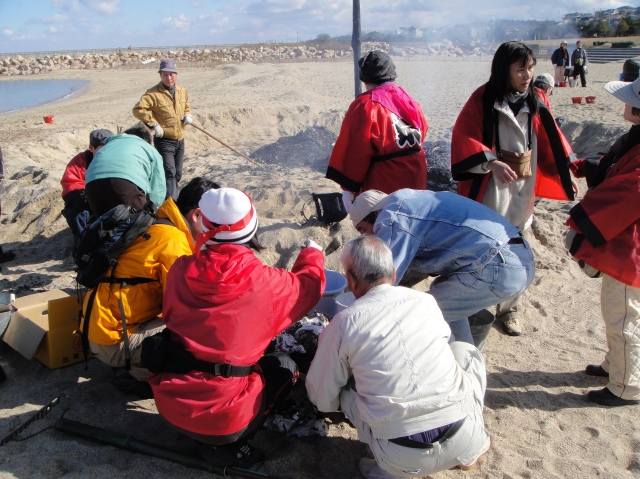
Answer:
[{"left": 590, "top": 124, "right": 640, "bottom": 188}]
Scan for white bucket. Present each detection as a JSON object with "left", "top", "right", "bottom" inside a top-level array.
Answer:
[
  {"left": 311, "top": 270, "right": 347, "bottom": 316},
  {"left": 569, "top": 78, "right": 578, "bottom": 87},
  {"left": 335, "top": 292, "right": 355, "bottom": 313}
]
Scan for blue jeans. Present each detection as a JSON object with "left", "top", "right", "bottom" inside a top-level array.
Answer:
[{"left": 428, "top": 241, "right": 535, "bottom": 344}]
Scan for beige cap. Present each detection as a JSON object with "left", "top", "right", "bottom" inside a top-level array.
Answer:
[{"left": 349, "top": 190, "right": 390, "bottom": 229}]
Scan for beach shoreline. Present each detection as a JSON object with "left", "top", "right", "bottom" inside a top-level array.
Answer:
[{"left": 0, "top": 78, "right": 90, "bottom": 116}]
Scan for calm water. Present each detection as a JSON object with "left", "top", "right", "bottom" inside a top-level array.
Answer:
[{"left": 0, "top": 79, "right": 89, "bottom": 114}]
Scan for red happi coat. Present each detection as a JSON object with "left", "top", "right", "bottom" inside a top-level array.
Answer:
[
  {"left": 451, "top": 84, "right": 575, "bottom": 203},
  {"left": 149, "top": 244, "right": 325, "bottom": 436},
  {"left": 60, "top": 150, "right": 92, "bottom": 199},
  {"left": 326, "top": 84, "right": 429, "bottom": 195},
  {"left": 567, "top": 141, "right": 640, "bottom": 287}
]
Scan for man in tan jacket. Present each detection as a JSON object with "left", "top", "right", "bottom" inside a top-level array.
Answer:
[{"left": 133, "top": 59, "right": 192, "bottom": 200}]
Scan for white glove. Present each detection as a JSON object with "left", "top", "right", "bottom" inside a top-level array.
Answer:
[
  {"left": 342, "top": 191, "right": 355, "bottom": 214},
  {"left": 303, "top": 239, "right": 323, "bottom": 252},
  {"left": 182, "top": 114, "right": 193, "bottom": 125},
  {"left": 152, "top": 124, "right": 164, "bottom": 138}
]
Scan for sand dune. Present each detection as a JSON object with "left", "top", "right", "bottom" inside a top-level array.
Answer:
[{"left": 0, "top": 59, "right": 638, "bottom": 478}]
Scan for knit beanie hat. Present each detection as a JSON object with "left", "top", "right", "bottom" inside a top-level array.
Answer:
[
  {"left": 196, "top": 188, "right": 258, "bottom": 253},
  {"left": 349, "top": 190, "right": 390, "bottom": 229},
  {"left": 359, "top": 50, "right": 397, "bottom": 84}
]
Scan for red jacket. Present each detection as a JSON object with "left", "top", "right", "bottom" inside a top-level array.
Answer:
[
  {"left": 325, "top": 85, "right": 428, "bottom": 195},
  {"left": 451, "top": 85, "right": 575, "bottom": 203},
  {"left": 566, "top": 143, "right": 640, "bottom": 287},
  {"left": 149, "top": 244, "right": 325, "bottom": 436},
  {"left": 61, "top": 150, "right": 92, "bottom": 199}
]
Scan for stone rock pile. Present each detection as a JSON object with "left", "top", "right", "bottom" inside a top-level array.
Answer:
[{"left": 0, "top": 40, "right": 497, "bottom": 76}]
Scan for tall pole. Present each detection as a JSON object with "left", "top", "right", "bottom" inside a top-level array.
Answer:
[{"left": 352, "top": 0, "right": 362, "bottom": 97}]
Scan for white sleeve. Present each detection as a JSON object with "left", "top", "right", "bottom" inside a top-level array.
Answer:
[{"left": 305, "top": 316, "right": 351, "bottom": 412}]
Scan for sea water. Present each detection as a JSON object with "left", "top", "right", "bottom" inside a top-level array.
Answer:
[{"left": 0, "top": 79, "right": 89, "bottom": 114}]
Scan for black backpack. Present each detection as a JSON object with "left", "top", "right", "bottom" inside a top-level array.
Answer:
[{"left": 73, "top": 204, "right": 158, "bottom": 289}]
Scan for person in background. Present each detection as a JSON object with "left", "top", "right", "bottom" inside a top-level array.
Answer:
[
  {"left": 84, "top": 125, "right": 166, "bottom": 216},
  {"left": 133, "top": 59, "right": 192, "bottom": 201},
  {"left": 551, "top": 40, "right": 569, "bottom": 87},
  {"left": 348, "top": 189, "right": 535, "bottom": 345},
  {"left": 149, "top": 188, "right": 325, "bottom": 468},
  {"left": 571, "top": 40, "right": 588, "bottom": 88},
  {"left": 325, "top": 50, "right": 428, "bottom": 210},
  {"left": 451, "top": 41, "right": 577, "bottom": 336},
  {"left": 0, "top": 146, "right": 15, "bottom": 266},
  {"left": 60, "top": 129, "right": 113, "bottom": 241},
  {"left": 533, "top": 73, "right": 554, "bottom": 98},
  {"left": 307, "top": 236, "right": 490, "bottom": 479},
  {"left": 565, "top": 77, "right": 640, "bottom": 407}
]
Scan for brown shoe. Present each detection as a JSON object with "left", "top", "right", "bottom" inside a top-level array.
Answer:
[{"left": 499, "top": 312, "right": 521, "bottom": 336}]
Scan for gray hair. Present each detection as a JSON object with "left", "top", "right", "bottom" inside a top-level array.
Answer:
[{"left": 340, "top": 235, "right": 394, "bottom": 286}]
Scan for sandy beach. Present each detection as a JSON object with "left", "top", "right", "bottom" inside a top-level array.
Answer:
[{"left": 0, "top": 57, "right": 638, "bottom": 478}]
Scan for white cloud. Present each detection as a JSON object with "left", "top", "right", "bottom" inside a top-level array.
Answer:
[
  {"left": 189, "top": 0, "right": 206, "bottom": 7},
  {"left": 79, "top": 0, "right": 120, "bottom": 15},
  {"left": 89, "top": 23, "right": 102, "bottom": 34},
  {"left": 41, "top": 14, "right": 70, "bottom": 24},
  {"left": 161, "top": 14, "right": 191, "bottom": 31}
]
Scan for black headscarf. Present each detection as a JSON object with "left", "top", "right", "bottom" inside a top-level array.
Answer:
[{"left": 359, "top": 51, "right": 397, "bottom": 84}]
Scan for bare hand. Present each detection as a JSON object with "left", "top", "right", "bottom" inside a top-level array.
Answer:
[
  {"left": 487, "top": 160, "right": 518, "bottom": 185},
  {"left": 571, "top": 179, "right": 580, "bottom": 198}
]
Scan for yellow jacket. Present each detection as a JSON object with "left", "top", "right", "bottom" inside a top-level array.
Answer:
[
  {"left": 132, "top": 82, "right": 191, "bottom": 141},
  {"left": 83, "top": 198, "right": 195, "bottom": 345}
]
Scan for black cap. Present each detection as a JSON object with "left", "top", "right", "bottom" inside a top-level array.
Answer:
[
  {"left": 89, "top": 129, "right": 114, "bottom": 148},
  {"left": 359, "top": 50, "right": 397, "bottom": 85}
]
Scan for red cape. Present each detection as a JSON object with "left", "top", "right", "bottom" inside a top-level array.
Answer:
[{"left": 451, "top": 84, "right": 575, "bottom": 203}]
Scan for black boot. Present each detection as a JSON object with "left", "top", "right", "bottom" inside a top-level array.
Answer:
[
  {"left": 588, "top": 387, "right": 639, "bottom": 407},
  {"left": 585, "top": 364, "right": 608, "bottom": 377}
]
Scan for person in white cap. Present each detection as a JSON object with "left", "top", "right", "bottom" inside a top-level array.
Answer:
[
  {"left": 533, "top": 72, "right": 554, "bottom": 98},
  {"left": 133, "top": 58, "right": 192, "bottom": 201},
  {"left": 565, "top": 77, "right": 640, "bottom": 407},
  {"left": 307, "top": 235, "right": 491, "bottom": 479},
  {"left": 347, "top": 188, "right": 535, "bottom": 345},
  {"left": 148, "top": 187, "right": 326, "bottom": 467},
  {"left": 551, "top": 40, "right": 569, "bottom": 87}
]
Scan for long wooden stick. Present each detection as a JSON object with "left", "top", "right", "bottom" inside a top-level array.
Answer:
[{"left": 189, "top": 123, "right": 263, "bottom": 168}]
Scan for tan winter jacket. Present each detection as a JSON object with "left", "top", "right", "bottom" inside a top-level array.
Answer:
[{"left": 132, "top": 82, "right": 191, "bottom": 141}]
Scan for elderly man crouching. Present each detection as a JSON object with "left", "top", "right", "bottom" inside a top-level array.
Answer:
[{"left": 306, "top": 236, "right": 490, "bottom": 479}]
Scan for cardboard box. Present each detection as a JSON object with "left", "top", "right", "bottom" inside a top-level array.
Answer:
[{"left": 3, "top": 290, "right": 89, "bottom": 369}]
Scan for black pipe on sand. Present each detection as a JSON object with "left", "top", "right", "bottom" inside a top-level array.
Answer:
[{"left": 55, "top": 418, "right": 279, "bottom": 479}]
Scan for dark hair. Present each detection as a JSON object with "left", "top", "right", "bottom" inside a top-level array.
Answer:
[
  {"left": 633, "top": 107, "right": 640, "bottom": 117},
  {"left": 489, "top": 41, "right": 539, "bottom": 116},
  {"left": 124, "top": 125, "right": 153, "bottom": 144},
  {"left": 176, "top": 177, "right": 221, "bottom": 215}
]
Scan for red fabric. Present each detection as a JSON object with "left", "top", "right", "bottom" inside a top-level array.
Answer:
[
  {"left": 370, "top": 83, "right": 423, "bottom": 130},
  {"left": 60, "top": 151, "right": 90, "bottom": 198},
  {"left": 326, "top": 89, "right": 428, "bottom": 195},
  {"left": 149, "top": 244, "right": 325, "bottom": 436},
  {"left": 451, "top": 85, "right": 573, "bottom": 202},
  {"left": 566, "top": 144, "right": 640, "bottom": 287}
]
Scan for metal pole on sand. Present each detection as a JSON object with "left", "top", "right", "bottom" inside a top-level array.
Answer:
[
  {"left": 189, "top": 123, "right": 263, "bottom": 168},
  {"left": 55, "top": 418, "right": 281, "bottom": 479}
]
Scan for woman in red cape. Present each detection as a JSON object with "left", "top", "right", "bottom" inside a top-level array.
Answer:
[{"left": 451, "top": 41, "right": 578, "bottom": 336}]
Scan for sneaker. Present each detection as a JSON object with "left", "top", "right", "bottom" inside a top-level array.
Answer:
[
  {"left": 587, "top": 387, "right": 640, "bottom": 407},
  {"left": 357, "top": 458, "right": 407, "bottom": 479},
  {"left": 585, "top": 365, "right": 608, "bottom": 377},
  {"left": 202, "top": 442, "right": 265, "bottom": 468},
  {"left": 457, "top": 437, "right": 491, "bottom": 471},
  {"left": 499, "top": 312, "right": 521, "bottom": 336}
]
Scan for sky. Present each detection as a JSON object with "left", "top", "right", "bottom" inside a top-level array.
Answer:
[{"left": 0, "top": 0, "right": 637, "bottom": 54}]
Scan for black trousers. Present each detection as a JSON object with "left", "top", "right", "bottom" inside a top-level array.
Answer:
[
  {"left": 163, "top": 353, "right": 299, "bottom": 446},
  {"left": 154, "top": 137, "right": 185, "bottom": 201},
  {"left": 85, "top": 178, "right": 148, "bottom": 217},
  {"left": 573, "top": 66, "right": 587, "bottom": 87}
]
